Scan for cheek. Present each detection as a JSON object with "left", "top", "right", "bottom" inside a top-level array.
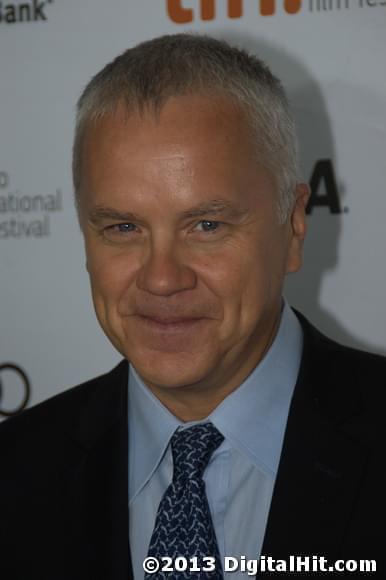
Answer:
[
  {"left": 205, "top": 240, "right": 285, "bottom": 336},
  {"left": 86, "top": 246, "right": 138, "bottom": 312},
  {"left": 196, "top": 247, "right": 265, "bottom": 328}
]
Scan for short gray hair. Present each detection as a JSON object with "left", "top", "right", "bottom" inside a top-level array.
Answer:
[{"left": 73, "top": 33, "right": 299, "bottom": 222}]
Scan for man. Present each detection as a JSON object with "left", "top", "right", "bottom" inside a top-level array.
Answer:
[{"left": 0, "top": 34, "right": 385, "bottom": 579}]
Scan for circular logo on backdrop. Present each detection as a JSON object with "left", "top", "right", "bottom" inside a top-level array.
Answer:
[{"left": 0, "top": 363, "right": 31, "bottom": 417}]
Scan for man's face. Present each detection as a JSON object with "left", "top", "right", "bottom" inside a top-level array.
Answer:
[{"left": 79, "top": 95, "right": 307, "bottom": 405}]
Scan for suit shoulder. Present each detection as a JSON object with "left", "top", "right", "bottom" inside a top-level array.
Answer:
[
  {"left": 0, "top": 359, "right": 128, "bottom": 441},
  {"left": 296, "top": 310, "right": 386, "bottom": 424},
  {"left": 297, "top": 309, "right": 386, "bottom": 375}
]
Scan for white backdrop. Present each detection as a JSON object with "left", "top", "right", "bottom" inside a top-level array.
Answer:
[{"left": 1, "top": 0, "right": 385, "bottom": 419}]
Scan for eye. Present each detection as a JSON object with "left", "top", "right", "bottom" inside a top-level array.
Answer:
[
  {"left": 195, "top": 220, "right": 221, "bottom": 233},
  {"left": 108, "top": 223, "right": 136, "bottom": 233},
  {"left": 103, "top": 222, "right": 138, "bottom": 240}
]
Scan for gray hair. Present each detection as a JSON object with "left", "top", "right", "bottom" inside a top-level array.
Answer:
[{"left": 73, "top": 33, "right": 299, "bottom": 222}]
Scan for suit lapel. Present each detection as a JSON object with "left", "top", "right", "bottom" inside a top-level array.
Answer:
[
  {"left": 63, "top": 360, "right": 133, "bottom": 580},
  {"left": 262, "top": 313, "right": 370, "bottom": 559}
]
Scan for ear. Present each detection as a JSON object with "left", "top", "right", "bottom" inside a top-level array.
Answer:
[{"left": 285, "top": 182, "right": 310, "bottom": 274}]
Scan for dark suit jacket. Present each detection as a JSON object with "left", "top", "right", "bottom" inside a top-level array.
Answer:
[{"left": 1, "top": 312, "right": 385, "bottom": 579}]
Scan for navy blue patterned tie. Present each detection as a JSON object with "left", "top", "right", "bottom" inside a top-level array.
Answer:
[{"left": 146, "top": 423, "right": 224, "bottom": 579}]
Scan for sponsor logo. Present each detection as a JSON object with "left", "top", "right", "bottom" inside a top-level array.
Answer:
[
  {"left": 167, "top": 0, "right": 301, "bottom": 20},
  {"left": 0, "top": 0, "right": 53, "bottom": 24},
  {"left": 307, "top": 159, "right": 346, "bottom": 215},
  {"left": 166, "top": 0, "right": 385, "bottom": 21},
  {"left": 0, "top": 363, "right": 31, "bottom": 417},
  {"left": 0, "top": 170, "right": 63, "bottom": 239}
]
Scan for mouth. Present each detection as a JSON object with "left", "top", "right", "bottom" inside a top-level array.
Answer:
[
  {"left": 132, "top": 312, "right": 211, "bottom": 339},
  {"left": 126, "top": 313, "right": 212, "bottom": 352},
  {"left": 137, "top": 315, "right": 205, "bottom": 329}
]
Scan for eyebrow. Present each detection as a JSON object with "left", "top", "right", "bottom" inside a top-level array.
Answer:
[
  {"left": 179, "top": 200, "right": 249, "bottom": 220},
  {"left": 88, "top": 207, "right": 141, "bottom": 225},
  {"left": 88, "top": 199, "right": 249, "bottom": 225}
]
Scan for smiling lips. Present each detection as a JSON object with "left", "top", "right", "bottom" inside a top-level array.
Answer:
[
  {"left": 133, "top": 313, "right": 207, "bottom": 337},
  {"left": 138, "top": 314, "right": 204, "bottom": 326}
]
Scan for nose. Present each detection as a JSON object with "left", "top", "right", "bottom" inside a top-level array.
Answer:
[{"left": 136, "top": 238, "right": 197, "bottom": 297}]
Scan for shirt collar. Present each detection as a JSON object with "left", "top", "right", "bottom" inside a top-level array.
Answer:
[
  {"left": 128, "top": 364, "right": 180, "bottom": 503},
  {"left": 128, "top": 300, "right": 303, "bottom": 501},
  {"left": 209, "top": 302, "right": 302, "bottom": 476}
]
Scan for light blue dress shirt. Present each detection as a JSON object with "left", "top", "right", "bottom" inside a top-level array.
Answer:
[{"left": 128, "top": 302, "right": 303, "bottom": 579}]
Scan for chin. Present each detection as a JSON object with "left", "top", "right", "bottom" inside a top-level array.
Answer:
[{"left": 127, "top": 347, "right": 216, "bottom": 391}]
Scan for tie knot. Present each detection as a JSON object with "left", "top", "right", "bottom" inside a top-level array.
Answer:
[{"left": 171, "top": 423, "right": 224, "bottom": 481}]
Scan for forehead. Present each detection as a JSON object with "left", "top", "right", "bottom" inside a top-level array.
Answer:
[
  {"left": 81, "top": 94, "right": 257, "bottom": 164},
  {"left": 79, "top": 94, "right": 277, "bottom": 212}
]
